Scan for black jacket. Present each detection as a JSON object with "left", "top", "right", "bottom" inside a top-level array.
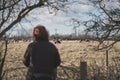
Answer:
[{"left": 23, "top": 40, "right": 61, "bottom": 75}]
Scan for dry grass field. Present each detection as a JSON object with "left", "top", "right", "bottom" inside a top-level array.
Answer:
[{"left": 2, "top": 40, "right": 120, "bottom": 80}]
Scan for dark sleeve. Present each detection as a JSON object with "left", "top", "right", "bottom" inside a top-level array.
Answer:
[
  {"left": 23, "top": 43, "right": 32, "bottom": 67},
  {"left": 53, "top": 46, "right": 61, "bottom": 68}
]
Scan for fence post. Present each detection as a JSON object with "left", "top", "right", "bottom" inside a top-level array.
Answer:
[
  {"left": 106, "top": 49, "right": 109, "bottom": 67},
  {"left": 106, "top": 49, "right": 109, "bottom": 80},
  {"left": 80, "top": 61, "right": 87, "bottom": 80}
]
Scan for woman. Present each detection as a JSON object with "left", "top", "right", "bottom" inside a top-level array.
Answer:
[{"left": 23, "top": 25, "right": 61, "bottom": 80}]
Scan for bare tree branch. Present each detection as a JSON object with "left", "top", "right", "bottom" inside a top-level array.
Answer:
[
  {"left": 0, "top": 0, "right": 20, "bottom": 10},
  {"left": 98, "top": 0, "right": 120, "bottom": 23},
  {"left": 0, "top": 0, "right": 47, "bottom": 37}
]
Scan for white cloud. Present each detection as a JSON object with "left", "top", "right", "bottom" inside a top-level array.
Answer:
[
  {"left": 19, "top": 0, "right": 98, "bottom": 35},
  {"left": 106, "top": 1, "right": 120, "bottom": 9}
]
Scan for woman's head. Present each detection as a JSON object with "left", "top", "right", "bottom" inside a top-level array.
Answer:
[{"left": 33, "top": 25, "right": 49, "bottom": 41}]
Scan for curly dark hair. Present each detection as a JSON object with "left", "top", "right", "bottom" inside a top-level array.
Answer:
[{"left": 33, "top": 25, "right": 49, "bottom": 41}]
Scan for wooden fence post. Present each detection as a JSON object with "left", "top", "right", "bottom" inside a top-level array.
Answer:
[
  {"left": 106, "top": 49, "right": 109, "bottom": 67},
  {"left": 80, "top": 61, "right": 87, "bottom": 80}
]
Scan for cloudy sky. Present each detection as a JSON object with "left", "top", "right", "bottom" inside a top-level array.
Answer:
[
  {"left": 13, "top": 0, "right": 95, "bottom": 36},
  {"left": 8, "top": 0, "right": 120, "bottom": 35},
  {"left": 14, "top": 0, "right": 119, "bottom": 36}
]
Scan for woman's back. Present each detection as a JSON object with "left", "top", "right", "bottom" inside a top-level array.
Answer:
[
  {"left": 23, "top": 25, "right": 61, "bottom": 80},
  {"left": 30, "top": 41, "right": 60, "bottom": 74}
]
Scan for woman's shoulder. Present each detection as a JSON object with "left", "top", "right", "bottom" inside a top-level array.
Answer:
[
  {"left": 47, "top": 41, "right": 55, "bottom": 45},
  {"left": 28, "top": 41, "right": 56, "bottom": 47},
  {"left": 28, "top": 41, "right": 37, "bottom": 47},
  {"left": 47, "top": 41, "right": 57, "bottom": 49}
]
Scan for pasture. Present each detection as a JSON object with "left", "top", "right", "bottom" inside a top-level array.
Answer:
[{"left": 2, "top": 40, "right": 120, "bottom": 80}]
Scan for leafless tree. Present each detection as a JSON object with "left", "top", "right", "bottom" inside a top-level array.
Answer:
[
  {"left": 84, "top": 0, "right": 120, "bottom": 49},
  {"left": 71, "top": 18, "right": 81, "bottom": 37},
  {"left": 0, "top": 0, "right": 48, "bottom": 38},
  {"left": 0, "top": 0, "right": 76, "bottom": 38},
  {"left": 0, "top": 0, "right": 70, "bottom": 79}
]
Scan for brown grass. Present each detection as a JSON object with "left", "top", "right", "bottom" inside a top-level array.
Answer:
[{"left": 3, "top": 40, "right": 120, "bottom": 80}]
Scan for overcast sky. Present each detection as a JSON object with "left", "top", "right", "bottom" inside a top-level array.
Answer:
[
  {"left": 11, "top": 0, "right": 93, "bottom": 36},
  {"left": 12, "top": 0, "right": 119, "bottom": 36}
]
